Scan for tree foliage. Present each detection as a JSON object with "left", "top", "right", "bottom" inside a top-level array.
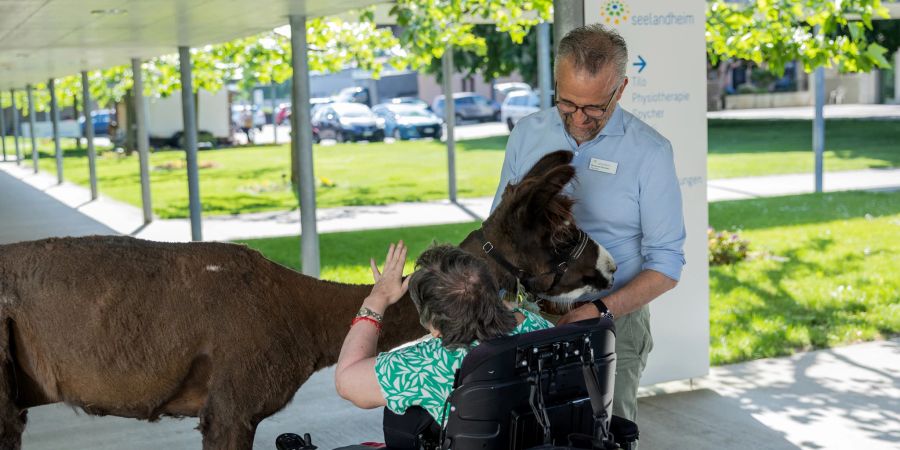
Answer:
[
  {"left": 706, "top": 0, "right": 892, "bottom": 76},
  {"left": 422, "top": 23, "right": 547, "bottom": 86},
  {"left": 3, "top": 1, "right": 553, "bottom": 114}
]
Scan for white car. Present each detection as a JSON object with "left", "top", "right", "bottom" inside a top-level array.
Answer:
[
  {"left": 500, "top": 90, "right": 540, "bottom": 131},
  {"left": 493, "top": 82, "right": 532, "bottom": 103}
]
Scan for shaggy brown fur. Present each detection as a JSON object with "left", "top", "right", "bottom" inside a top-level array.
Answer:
[{"left": 0, "top": 150, "right": 613, "bottom": 450}]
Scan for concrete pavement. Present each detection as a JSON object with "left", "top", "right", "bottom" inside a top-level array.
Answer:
[
  {"left": 707, "top": 168, "right": 900, "bottom": 202},
  {"left": 707, "top": 104, "right": 900, "bottom": 120},
  {"left": 2, "top": 160, "right": 898, "bottom": 244},
  {"left": 18, "top": 338, "right": 899, "bottom": 449}
]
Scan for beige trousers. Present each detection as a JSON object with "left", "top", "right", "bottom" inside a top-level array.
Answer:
[{"left": 612, "top": 305, "right": 653, "bottom": 447}]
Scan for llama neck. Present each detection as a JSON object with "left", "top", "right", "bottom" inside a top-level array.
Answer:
[{"left": 296, "top": 278, "right": 425, "bottom": 371}]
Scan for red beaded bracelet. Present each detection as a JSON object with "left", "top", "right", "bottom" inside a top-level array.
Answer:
[{"left": 351, "top": 316, "right": 382, "bottom": 332}]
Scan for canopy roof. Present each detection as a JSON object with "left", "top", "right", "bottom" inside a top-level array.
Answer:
[{"left": 0, "top": 0, "right": 387, "bottom": 90}]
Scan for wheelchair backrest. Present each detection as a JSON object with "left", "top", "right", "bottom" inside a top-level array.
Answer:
[{"left": 441, "top": 318, "right": 616, "bottom": 450}]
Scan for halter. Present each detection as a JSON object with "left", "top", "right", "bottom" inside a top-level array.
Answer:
[{"left": 473, "top": 228, "right": 590, "bottom": 293}]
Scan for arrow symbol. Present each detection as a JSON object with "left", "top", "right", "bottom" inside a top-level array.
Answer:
[{"left": 633, "top": 55, "right": 646, "bottom": 73}]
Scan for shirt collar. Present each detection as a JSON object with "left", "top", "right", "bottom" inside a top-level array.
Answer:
[{"left": 556, "top": 105, "right": 626, "bottom": 149}]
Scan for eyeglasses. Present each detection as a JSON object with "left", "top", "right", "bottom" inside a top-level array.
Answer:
[{"left": 555, "top": 81, "right": 622, "bottom": 119}]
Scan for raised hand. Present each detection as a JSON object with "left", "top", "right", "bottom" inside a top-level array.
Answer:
[{"left": 365, "top": 241, "right": 411, "bottom": 312}]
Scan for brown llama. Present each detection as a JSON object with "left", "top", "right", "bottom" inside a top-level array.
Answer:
[{"left": 0, "top": 150, "right": 615, "bottom": 450}]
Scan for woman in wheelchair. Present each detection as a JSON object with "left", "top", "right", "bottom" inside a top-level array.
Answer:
[{"left": 334, "top": 242, "right": 553, "bottom": 424}]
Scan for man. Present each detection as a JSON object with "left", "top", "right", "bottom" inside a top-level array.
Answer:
[{"left": 491, "top": 24, "right": 686, "bottom": 428}]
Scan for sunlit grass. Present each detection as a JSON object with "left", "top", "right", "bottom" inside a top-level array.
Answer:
[
  {"left": 708, "top": 119, "right": 900, "bottom": 178},
  {"left": 240, "top": 191, "right": 900, "bottom": 366},
  {"left": 708, "top": 191, "right": 900, "bottom": 364},
  {"left": 27, "top": 136, "right": 507, "bottom": 218}
]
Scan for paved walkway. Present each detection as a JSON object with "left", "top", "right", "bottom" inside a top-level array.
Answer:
[
  {"left": 2, "top": 160, "right": 898, "bottom": 244},
  {"left": 17, "top": 338, "right": 899, "bottom": 449},
  {"left": 707, "top": 104, "right": 900, "bottom": 120}
]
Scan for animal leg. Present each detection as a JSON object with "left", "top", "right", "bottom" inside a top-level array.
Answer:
[
  {"left": 199, "top": 406, "right": 258, "bottom": 450},
  {"left": 0, "top": 320, "right": 26, "bottom": 450}
]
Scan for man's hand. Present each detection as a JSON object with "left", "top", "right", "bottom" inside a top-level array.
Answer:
[
  {"left": 557, "top": 302, "right": 601, "bottom": 326},
  {"left": 364, "top": 241, "right": 410, "bottom": 313}
]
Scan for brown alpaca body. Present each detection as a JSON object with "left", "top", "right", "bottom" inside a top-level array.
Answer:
[
  {"left": 0, "top": 236, "right": 424, "bottom": 449},
  {"left": 0, "top": 151, "right": 616, "bottom": 449}
]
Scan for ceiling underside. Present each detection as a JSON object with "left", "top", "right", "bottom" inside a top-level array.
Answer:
[{"left": 0, "top": 0, "right": 388, "bottom": 90}]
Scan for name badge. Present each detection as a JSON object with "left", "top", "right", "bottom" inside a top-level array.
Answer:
[{"left": 589, "top": 158, "right": 618, "bottom": 174}]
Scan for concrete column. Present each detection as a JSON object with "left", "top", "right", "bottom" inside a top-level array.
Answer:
[
  {"left": 894, "top": 51, "right": 900, "bottom": 103},
  {"left": 1, "top": 92, "right": 7, "bottom": 162},
  {"left": 289, "top": 14, "right": 320, "bottom": 277},
  {"left": 270, "top": 79, "right": 278, "bottom": 145},
  {"left": 179, "top": 47, "right": 203, "bottom": 241},
  {"left": 132, "top": 59, "right": 153, "bottom": 223},
  {"left": 553, "top": 0, "right": 583, "bottom": 52},
  {"left": 81, "top": 71, "right": 98, "bottom": 200},
  {"left": 537, "top": 21, "right": 553, "bottom": 110},
  {"left": 10, "top": 89, "right": 21, "bottom": 165},
  {"left": 857, "top": 70, "right": 878, "bottom": 104},
  {"left": 49, "top": 79, "right": 63, "bottom": 183},
  {"left": 26, "top": 85, "right": 38, "bottom": 173},
  {"left": 813, "top": 67, "right": 825, "bottom": 193},
  {"left": 442, "top": 45, "right": 457, "bottom": 203}
]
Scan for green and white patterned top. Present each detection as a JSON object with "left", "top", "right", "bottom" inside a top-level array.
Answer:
[{"left": 374, "top": 308, "right": 553, "bottom": 422}]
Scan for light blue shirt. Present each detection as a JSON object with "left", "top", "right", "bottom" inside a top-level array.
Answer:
[{"left": 492, "top": 105, "right": 686, "bottom": 294}]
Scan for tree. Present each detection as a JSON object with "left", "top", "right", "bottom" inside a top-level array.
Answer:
[
  {"left": 868, "top": 18, "right": 900, "bottom": 58},
  {"left": 706, "top": 0, "right": 892, "bottom": 192},
  {"left": 391, "top": 0, "right": 552, "bottom": 77},
  {"left": 706, "top": 0, "right": 891, "bottom": 76},
  {"left": 421, "top": 23, "right": 547, "bottom": 87}
]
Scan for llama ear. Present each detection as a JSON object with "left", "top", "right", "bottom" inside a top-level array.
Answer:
[
  {"left": 520, "top": 150, "right": 574, "bottom": 183},
  {"left": 526, "top": 164, "right": 576, "bottom": 211}
]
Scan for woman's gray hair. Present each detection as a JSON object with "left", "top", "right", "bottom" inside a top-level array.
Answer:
[
  {"left": 408, "top": 245, "right": 517, "bottom": 350},
  {"left": 555, "top": 23, "right": 628, "bottom": 81}
]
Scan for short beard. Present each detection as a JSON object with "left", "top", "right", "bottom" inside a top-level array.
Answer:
[{"left": 562, "top": 114, "right": 608, "bottom": 144}]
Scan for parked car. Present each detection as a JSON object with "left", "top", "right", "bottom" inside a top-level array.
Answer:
[
  {"left": 335, "top": 86, "right": 372, "bottom": 106},
  {"left": 372, "top": 103, "right": 443, "bottom": 141},
  {"left": 501, "top": 90, "right": 541, "bottom": 131},
  {"left": 431, "top": 93, "right": 495, "bottom": 123},
  {"left": 311, "top": 102, "right": 385, "bottom": 143},
  {"left": 78, "top": 109, "right": 115, "bottom": 136},
  {"left": 275, "top": 97, "right": 332, "bottom": 125},
  {"left": 493, "top": 82, "right": 532, "bottom": 103},
  {"left": 384, "top": 96, "right": 431, "bottom": 111}
]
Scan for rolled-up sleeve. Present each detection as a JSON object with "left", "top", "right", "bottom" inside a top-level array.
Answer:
[{"left": 638, "top": 142, "right": 686, "bottom": 281}]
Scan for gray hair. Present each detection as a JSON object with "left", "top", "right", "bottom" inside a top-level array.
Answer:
[
  {"left": 555, "top": 24, "right": 628, "bottom": 80},
  {"left": 408, "top": 245, "right": 516, "bottom": 350}
]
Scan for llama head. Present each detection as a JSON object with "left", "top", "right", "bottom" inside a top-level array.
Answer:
[{"left": 466, "top": 150, "right": 616, "bottom": 304}]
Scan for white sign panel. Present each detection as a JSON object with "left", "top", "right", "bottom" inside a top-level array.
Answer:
[{"left": 584, "top": 0, "right": 710, "bottom": 385}]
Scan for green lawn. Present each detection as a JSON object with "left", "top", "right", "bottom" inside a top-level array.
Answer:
[
  {"left": 25, "top": 136, "right": 507, "bottom": 218},
  {"left": 708, "top": 119, "right": 900, "bottom": 178},
  {"left": 708, "top": 190, "right": 900, "bottom": 364},
  {"left": 235, "top": 222, "right": 480, "bottom": 283},
  {"left": 5, "top": 118, "right": 899, "bottom": 217},
  {"left": 240, "top": 191, "right": 900, "bottom": 366}
]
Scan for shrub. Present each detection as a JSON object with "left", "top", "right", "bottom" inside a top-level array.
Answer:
[{"left": 708, "top": 227, "right": 750, "bottom": 266}]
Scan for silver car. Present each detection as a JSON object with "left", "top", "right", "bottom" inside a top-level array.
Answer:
[
  {"left": 431, "top": 93, "right": 495, "bottom": 123},
  {"left": 500, "top": 90, "right": 540, "bottom": 131}
]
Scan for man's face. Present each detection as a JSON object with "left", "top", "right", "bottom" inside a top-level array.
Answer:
[{"left": 555, "top": 57, "right": 628, "bottom": 144}]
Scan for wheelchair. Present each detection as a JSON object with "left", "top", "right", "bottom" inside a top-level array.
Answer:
[{"left": 278, "top": 318, "right": 638, "bottom": 450}]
